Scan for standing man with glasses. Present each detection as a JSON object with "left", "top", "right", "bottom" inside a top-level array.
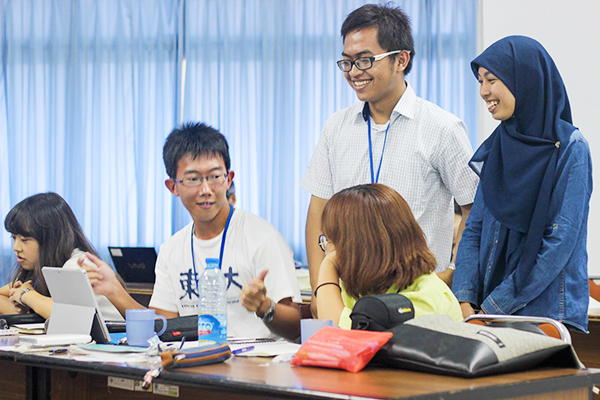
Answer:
[
  {"left": 302, "top": 3, "right": 478, "bottom": 316},
  {"left": 82, "top": 122, "right": 302, "bottom": 340}
]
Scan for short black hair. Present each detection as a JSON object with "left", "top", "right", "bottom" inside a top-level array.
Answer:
[
  {"left": 163, "top": 122, "right": 230, "bottom": 179},
  {"left": 341, "top": 3, "right": 415, "bottom": 75}
]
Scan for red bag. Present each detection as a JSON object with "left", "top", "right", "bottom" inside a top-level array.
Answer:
[{"left": 291, "top": 326, "right": 393, "bottom": 373}]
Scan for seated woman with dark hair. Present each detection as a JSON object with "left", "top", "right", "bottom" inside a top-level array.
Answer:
[
  {"left": 315, "top": 183, "right": 462, "bottom": 328},
  {"left": 0, "top": 192, "right": 122, "bottom": 320}
]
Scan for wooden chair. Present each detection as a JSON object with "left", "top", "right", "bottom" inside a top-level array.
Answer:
[{"left": 589, "top": 278, "right": 600, "bottom": 302}]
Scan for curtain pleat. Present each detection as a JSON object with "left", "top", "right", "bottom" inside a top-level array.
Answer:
[{"left": 0, "top": 0, "right": 477, "bottom": 279}]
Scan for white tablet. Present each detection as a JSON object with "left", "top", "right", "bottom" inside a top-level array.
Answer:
[{"left": 42, "top": 267, "right": 111, "bottom": 343}]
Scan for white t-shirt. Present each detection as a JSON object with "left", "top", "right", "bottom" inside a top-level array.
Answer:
[
  {"left": 301, "top": 83, "right": 479, "bottom": 270},
  {"left": 149, "top": 209, "right": 301, "bottom": 339},
  {"left": 62, "top": 249, "right": 124, "bottom": 321}
]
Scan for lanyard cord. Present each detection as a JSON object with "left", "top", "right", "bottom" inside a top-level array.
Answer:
[
  {"left": 191, "top": 204, "right": 234, "bottom": 291},
  {"left": 367, "top": 116, "right": 391, "bottom": 184}
]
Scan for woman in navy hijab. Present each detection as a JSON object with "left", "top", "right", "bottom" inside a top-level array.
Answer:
[{"left": 452, "top": 36, "right": 592, "bottom": 332}]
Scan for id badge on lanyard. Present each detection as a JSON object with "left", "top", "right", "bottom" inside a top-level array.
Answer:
[{"left": 367, "top": 109, "right": 391, "bottom": 184}]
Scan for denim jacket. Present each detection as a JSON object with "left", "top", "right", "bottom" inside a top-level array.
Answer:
[{"left": 453, "top": 130, "right": 592, "bottom": 332}]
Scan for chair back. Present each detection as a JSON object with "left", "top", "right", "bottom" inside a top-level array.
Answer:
[
  {"left": 464, "top": 314, "right": 571, "bottom": 344},
  {"left": 589, "top": 279, "right": 600, "bottom": 302}
]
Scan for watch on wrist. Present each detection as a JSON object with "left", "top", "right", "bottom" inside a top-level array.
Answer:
[
  {"left": 448, "top": 262, "right": 456, "bottom": 271},
  {"left": 19, "top": 287, "right": 32, "bottom": 306},
  {"left": 260, "top": 298, "right": 276, "bottom": 324}
]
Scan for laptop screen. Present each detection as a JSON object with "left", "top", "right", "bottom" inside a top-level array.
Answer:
[{"left": 108, "top": 247, "right": 157, "bottom": 284}]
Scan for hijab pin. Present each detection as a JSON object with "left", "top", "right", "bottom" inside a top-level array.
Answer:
[{"left": 555, "top": 141, "right": 560, "bottom": 148}]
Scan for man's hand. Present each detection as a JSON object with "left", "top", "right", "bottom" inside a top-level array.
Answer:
[
  {"left": 78, "top": 252, "right": 119, "bottom": 297},
  {"left": 240, "top": 270, "right": 271, "bottom": 317},
  {"left": 240, "top": 270, "right": 301, "bottom": 340},
  {"left": 77, "top": 252, "right": 148, "bottom": 319}
]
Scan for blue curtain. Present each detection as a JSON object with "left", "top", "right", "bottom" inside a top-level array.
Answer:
[
  {"left": 0, "top": 0, "right": 478, "bottom": 281},
  {"left": 0, "top": 0, "right": 180, "bottom": 276}
]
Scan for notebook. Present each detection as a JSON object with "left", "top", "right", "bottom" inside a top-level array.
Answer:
[{"left": 108, "top": 246, "right": 157, "bottom": 284}]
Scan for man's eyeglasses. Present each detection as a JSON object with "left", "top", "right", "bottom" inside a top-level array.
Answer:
[
  {"left": 336, "top": 50, "right": 409, "bottom": 72},
  {"left": 173, "top": 174, "right": 227, "bottom": 188},
  {"left": 318, "top": 234, "right": 328, "bottom": 252}
]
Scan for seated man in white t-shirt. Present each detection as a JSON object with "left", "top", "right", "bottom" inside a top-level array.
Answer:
[{"left": 81, "top": 122, "right": 302, "bottom": 340}]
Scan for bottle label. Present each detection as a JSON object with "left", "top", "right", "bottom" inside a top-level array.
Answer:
[{"left": 198, "top": 313, "right": 227, "bottom": 343}]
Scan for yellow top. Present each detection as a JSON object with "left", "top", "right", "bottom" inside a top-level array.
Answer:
[{"left": 338, "top": 273, "right": 463, "bottom": 329}]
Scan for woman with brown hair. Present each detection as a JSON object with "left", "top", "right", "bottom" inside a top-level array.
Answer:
[{"left": 315, "top": 184, "right": 461, "bottom": 328}]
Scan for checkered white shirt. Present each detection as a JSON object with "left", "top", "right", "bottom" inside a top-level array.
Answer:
[{"left": 301, "top": 82, "right": 479, "bottom": 271}]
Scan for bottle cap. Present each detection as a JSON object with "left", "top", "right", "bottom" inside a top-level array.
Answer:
[{"left": 205, "top": 258, "right": 220, "bottom": 268}]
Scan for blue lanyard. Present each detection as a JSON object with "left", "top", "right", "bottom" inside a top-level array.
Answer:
[
  {"left": 191, "top": 204, "right": 234, "bottom": 290},
  {"left": 367, "top": 116, "right": 391, "bottom": 184}
]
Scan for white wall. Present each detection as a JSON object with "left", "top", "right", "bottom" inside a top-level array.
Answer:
[{"left": 479, "top": 0, "right": 600, "bottom": 277}]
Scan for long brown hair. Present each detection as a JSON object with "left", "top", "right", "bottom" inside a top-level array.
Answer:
[{"left": 321, "top": 184, "right": 436, "bottom": 299}]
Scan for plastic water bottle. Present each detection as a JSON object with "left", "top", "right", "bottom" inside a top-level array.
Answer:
[{"left": 197, "top": 258, "right": 228, "bottom": 343}]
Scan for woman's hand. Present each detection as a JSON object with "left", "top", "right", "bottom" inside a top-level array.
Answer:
[
  {"left": 460, "top": 302, "right": 476, "bottom": 319},
  {"left": 8, "top": 280, "right": 35, "bottom": 313},
  {"left": 315, "top": 251, "right": 344, "bottom": 324},
  {"left": 318, "top": 251, "right": 340, "bottom": 283}
]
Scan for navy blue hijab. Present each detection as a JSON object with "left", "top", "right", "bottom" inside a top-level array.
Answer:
[{"left": 470, "top": 36, "right": 575, "bottom": 294}]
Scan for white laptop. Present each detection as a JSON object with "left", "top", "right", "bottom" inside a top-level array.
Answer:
[{"left": 18, "top": 267, "right": 111, "bottom": 346}]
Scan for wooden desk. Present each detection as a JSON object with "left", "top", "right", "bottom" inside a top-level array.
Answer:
[
  {"left": 572, "top": 316, "right": 600, "bottom": 369},
  {"left": 1, "top": 350, "right": 600, "bottom": 400},
  {"left": 125, "top": 283, "right": 153, "bottom": 307}
]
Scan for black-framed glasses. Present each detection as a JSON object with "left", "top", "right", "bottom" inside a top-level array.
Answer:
[
  {"left": 318, "top": 234, "right": 328, "bottom": 252},
  {"left": 336, "top": 50, "right": 408, "bottom": 72},
  {"left": 173, "top": 173, "right": 227, "bottom": 188}
]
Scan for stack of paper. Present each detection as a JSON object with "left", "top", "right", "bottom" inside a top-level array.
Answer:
[
  {"left": 12, "top": 323, "right": 46, "bottom": 335},
  {"left": 229, "top": 339, "right": 300, "bottom": 357}
]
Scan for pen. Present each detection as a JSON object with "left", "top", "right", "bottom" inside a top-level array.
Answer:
[
  {"left": 232, "top": 346, "right": 255, "bottom": 355},
  {"left": 50, "top": 348, "right": 68, "bottom": 355},
  {"left": 228, "top": 338, "right": 275, "bottom": 344}
]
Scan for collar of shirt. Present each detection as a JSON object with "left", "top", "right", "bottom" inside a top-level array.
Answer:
[{"left": 353, "top": 81, "right": 417, "bottom": 125}]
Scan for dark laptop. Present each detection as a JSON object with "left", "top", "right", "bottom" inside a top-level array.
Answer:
[{"left": 108, "top": 246, "right": 157, "bottom": 285}]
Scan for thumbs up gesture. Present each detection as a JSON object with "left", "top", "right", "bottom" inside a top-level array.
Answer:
[{"left": 240, "top": 269, "right": 271, "bottom": 316}]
